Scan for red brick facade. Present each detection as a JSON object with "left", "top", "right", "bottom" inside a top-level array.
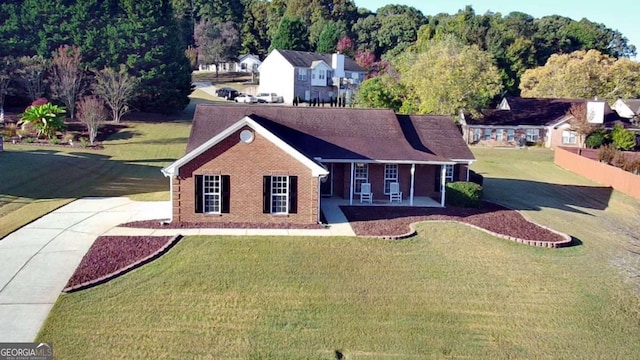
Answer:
[{"left": 173, "top": 126, "right": 319, "bottom": 225}]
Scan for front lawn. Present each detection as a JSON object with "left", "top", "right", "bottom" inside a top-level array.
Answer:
[{"left": 37, "top": 231, "right": 640, "bottom": 359}]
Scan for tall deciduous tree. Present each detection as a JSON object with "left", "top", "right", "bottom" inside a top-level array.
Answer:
[
  {"left": 50, "top": 45, "right": 84, "bottom": 119},
  {"left": 92, "top": 65, "right": 139, "bottom": 123},
  {"left": 396, "top": 36, "right": 502, "bottom": 116},
  {"left": 77, "top": 95, "right": 107, "bottom": 145},
  {"left": 15, "top": 55, "right": 48, "bottom": 102},
  {"left": 520, "top": 49, "right": 640, "bottom": 100},
  {"left": 195, "top": 20, "right": 240, "bottom": 78}
]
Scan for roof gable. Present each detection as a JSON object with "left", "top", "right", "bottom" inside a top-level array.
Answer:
[
  {"left": 162, "top": 116, "right": 329, "bottom": 177},
  {"left": 274, "top": 49, "right": 365, "bottom": 73}
]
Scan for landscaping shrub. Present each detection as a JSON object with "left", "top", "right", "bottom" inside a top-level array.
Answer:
[
  {"left": 585, "top": 130, "right": 607, "bottom": 149},
  {"left": 611, "top": 124, "right": 636, "bottom": 150},
  {"left": 623, "top": 158, "right": 640, "bottom": 175},
  {"left": 446, "top": 181, "right": 483, "bottom": 208},
  {"left": 598, "top": 144, "right": 618, "bottom": 164},
  {"left": 612, "top": 151, "right": 627, "bottom": 168}
]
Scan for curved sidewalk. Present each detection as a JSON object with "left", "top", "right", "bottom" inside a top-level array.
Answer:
[{"left": 0, "top": 197, "right": 354, "bottom": 342}]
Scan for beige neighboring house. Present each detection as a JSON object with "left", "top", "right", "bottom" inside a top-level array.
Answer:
[
  {"left": 258, "top": 49, "right": 366, "bottom": 104},
  {"left": 198, "top": 54, "right": 262, "bottom": 73},
  {"left": 460, "top": 97, "right": 632, "bottom": 149}
]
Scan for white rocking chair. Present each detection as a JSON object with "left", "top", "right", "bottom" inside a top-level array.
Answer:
[
  {"left": 360, "top": 183, "right": 373, "bottom": 203},
  {"left": 389, "top": 182, "right": 403, "bottom": 203}
]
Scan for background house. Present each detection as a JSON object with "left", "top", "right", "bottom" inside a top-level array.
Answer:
[
  {"left": 460, "top": 97, "right": 628, "bottom": 149},
  {"left": 162, "top": 105, "right": 475, "bottom": 226},
  {"left": 611, "top": 99, "right": 640, "bottom": 122},
  {"left": 258, "top": 49, "right": 366, "bottom": 104},
  {"left": 197, "top": 54, "right": 262, "bottom": 73}
]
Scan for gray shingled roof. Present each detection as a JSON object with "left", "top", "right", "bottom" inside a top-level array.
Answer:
[
  {"left": 276, "top": 49, "right": 365, "bottom": 73},
  {"left": 187, "top": 104, "right": 474, "bottom": 163},
  {"left": 622, "top": 99, "right": 640, "bottom": 113}
]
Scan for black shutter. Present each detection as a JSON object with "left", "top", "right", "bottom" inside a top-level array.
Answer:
[
  {"left": 434, "top": 166, "right": 441, "bottom": 192},
  {"left": 454, "top": 165, "right": 460, "bottom": 182},
  {"left": 263, "top": 176, "right": 271, "bottom": 214},
  {"left": 221, "top": 175, "right": 230, "bottom": 213},
  {"left": 288, "top": 176, "right": 298, "bottom": 214},
  {"left": 195, "top": 175, "right": 203, "bottom": 213}
]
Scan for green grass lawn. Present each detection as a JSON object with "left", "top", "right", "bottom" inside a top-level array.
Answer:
[
  {"left": 0, "top": 117, "right": 191, "bottom": 239},
  {"left": 33, "top": 146, "right": 640, "bottom": 358}
]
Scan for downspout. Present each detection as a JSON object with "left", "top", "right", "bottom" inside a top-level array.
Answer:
[
  {"left": 466, "top": 163, "right": 470, "bottom": 182},
  {"left": 409, "top": 163, "right": 415, "bottom": 206},
  {"left": 440, "top": 165, "right": 446, "bottom": 207}
]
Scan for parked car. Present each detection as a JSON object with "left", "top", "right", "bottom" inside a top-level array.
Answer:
[
  {"left": 235, "top": 93, "right": 258, "bottom": 103},
  {"left": 256, "top": 92, "right": 279, "bottom": 103},
  {"left": 216, "top": 87, "right": 238, "bottom": 100}
]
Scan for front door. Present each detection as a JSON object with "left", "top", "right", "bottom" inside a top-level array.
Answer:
[{"left": 320, "top": 163, "right": 333, "bottom": 196}]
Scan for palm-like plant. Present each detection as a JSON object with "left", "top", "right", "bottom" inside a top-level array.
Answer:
[{"left": 18, "top": 103, "right": 66, "bottom": 139}]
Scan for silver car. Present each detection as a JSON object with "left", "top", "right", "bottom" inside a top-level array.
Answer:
[{"left": 235, "top": 93, "right": 258, "bottom": 103}]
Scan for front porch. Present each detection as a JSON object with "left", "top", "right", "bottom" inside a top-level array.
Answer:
[{"left": 321, "top": 196, "right": 442, "bottom": 209}]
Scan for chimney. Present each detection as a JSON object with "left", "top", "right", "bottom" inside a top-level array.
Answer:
[
  {"left": 332, "top": 53, "right": 345, "bottom": 78},
  {"left": 586, "top": 100, "right": 605, "bottom": 124}
]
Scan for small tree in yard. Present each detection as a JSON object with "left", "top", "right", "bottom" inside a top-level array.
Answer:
[
  {"left": 50, "top": 45, "right": 84, "bottom": 120},
  {"left": 18, "top": 102, "right": 66, "bottom": 139},
  {"left": 568, "top": 103, "right": 599, "bottom": 148},
  {"left": 92, "top": 66, "right": 138, "bottom": 123},
  {"left": 77, "top": 96, "right": 107, "bottom": 145},
  {"left": 15, "top": 55, "right": 48, "bottom": 102}
]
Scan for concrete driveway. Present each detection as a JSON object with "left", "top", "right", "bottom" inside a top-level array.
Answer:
[{"left": 0, "top": 197, "right": 169, "bottom": 342}]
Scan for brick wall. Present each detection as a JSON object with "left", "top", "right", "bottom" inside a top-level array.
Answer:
[
  {"left": 174, "top": 126, "right": 318, "bottom": 224},
  {"left": 554, "top": 147, "right": 640, "bottom": 200}
]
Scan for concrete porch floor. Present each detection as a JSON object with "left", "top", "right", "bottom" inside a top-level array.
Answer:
[{"left": 321, "top": 196, "right": 442, "bottom": 208}]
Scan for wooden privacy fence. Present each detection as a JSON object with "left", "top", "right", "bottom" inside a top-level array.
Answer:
[{"left": 554, "top": 147, "right": 640, "bottom": 200}]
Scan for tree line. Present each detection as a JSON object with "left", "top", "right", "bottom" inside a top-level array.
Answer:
[{"left": 1, "top": 1, "right": 635, "bottom": 114}]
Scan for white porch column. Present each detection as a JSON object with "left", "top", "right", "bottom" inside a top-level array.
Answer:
[
  {"left": 349, "top": 162, "right": 355, "bottom": 205},
  {"left": 440, "top": 165, "right": 446, "bottom": 207},
  {"left": 317, "top": 176, "right": 322, "bottom": 224},
  {"left": 409, "top": 163, "right": 415, "bottom": 206},
  {"left": 466, "top": 163, "right": 470, "bottom": 181},
  {"left": 168, "top": 176, "right": 174, "bottom": 223}
]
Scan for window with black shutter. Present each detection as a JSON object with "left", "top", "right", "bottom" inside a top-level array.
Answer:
[
  {"left": 195, "top": 175, "right": 230, "bottom": 214},
  {"left": 263, "top": 175, "right": 298, "bottom": 214}
]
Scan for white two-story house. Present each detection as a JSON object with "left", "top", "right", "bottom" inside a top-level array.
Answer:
[{"left": 258, "top": 49, "right": 366, "bottom": 104}]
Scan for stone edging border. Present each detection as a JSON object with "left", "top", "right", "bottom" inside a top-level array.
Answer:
[
  {"left": 63, "top": 235, "right": 183, "bottom": 293},
  {"left": 369, "top": 213, "right": 573, "bottom": 248}
]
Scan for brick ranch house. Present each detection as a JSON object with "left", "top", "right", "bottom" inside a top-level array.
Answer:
[
  {"left": 161, "top": 105, "right": 475, "bottom": 225},
  {"left": 460, "top": 97, "right": 628, "bottom": 149}
]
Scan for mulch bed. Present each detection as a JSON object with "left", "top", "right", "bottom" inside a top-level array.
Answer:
[
  {"left": 65, "top": 235, "right": 177, "bottom": 292},
  {"left": 120, "top": 219, "right": 325, "bottom": 230},
  {"left": 340, "top": 202, "right": 567, "bottom": 243}
]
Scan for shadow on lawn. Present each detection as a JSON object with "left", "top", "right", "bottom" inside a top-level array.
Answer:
[
  {"left": 0, "top": 149, "right": 167, "bottom": 200},
  {"left": 482, "top": 178, "right": 612, "bottom": 215}
]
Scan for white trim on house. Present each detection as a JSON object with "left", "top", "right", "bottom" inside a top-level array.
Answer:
[
  {"left": 314, "top": 158, "right": 462, "bottom": 165},
  {"left": 161, "top": 116, "right": 329, "bottom": 178}
]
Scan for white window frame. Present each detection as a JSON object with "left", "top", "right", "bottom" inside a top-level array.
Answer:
[
  {"left": 319, "top": 69, "right": 325, "bottom": 80},
  {"left": 445, "top": 164, "right": 455, "bottom": 183},
  {"left": 354, "top": 163, "right": 369, "bottom": 194},
  {"left": 297, "top": 68, "right": 307, "bottom": 81},
  {"left": 270, "top": 175, "right": 289, "bottom": 214},
  {"left": 473, "top": 128, "right": 481, "bottom": 141},
  {"left": 507, "top": 129, "right": 515, "bottom": 141},
  {"left": 483, "top": 128, "right": 492, "bottom": 140},
  {"left": 562, "top": 130, "right": 577, "bottom": 144},
  {"left": 203, "top": 175, "right": 221, "bottom": 214},
  {"left": 526, "top": 128, "right": 540, "bottom": 142},
  {"left": 496, "top": 128, "right": 504, "bottom": 142},
  {"left": 384, "top": 164, "right": 398, "bottom": 194}
]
